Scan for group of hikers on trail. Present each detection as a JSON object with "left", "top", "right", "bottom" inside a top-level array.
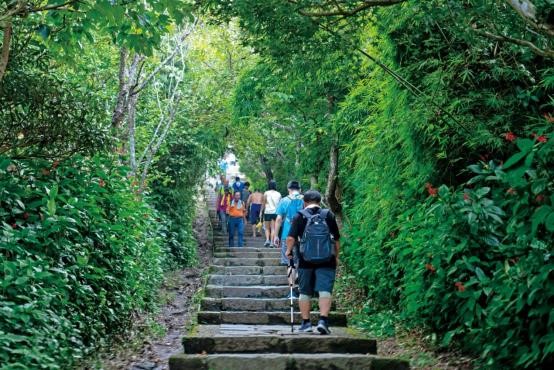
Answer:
[{"left": 215, "top": 175, "right": 341, "bottom": 335}]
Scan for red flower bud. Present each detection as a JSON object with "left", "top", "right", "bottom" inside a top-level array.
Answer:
[
  {"left": 536, "top": 194, "right": 545, "bottom": 203},
  {"left": 504, "top": 132, "right": 517, "bottom": 142},
  {"left": 427, "top": 186, "right": 438, "bottom": 197},
  {"left": 425, "top": 263, "right": 436, "bottom": 273},
  {"left": 506, "top": 188, "right": 517, "bottom": 195},
  {"left": 98, "top": 179, "right": 106, "bottom": 187},
  {"left": 41, "top": 168, "right": 50, "bottom": 176},
  {"left": 463, "top": 193, "right": 470, "bottom": 201},
  {"left": 23, "top": 212, "right": 29, "bottom": 220},
  {"left": 455, "top": 282, "right": 466, "bottom": 292},
  {"left": 11, "top": 223, "right": 17, "bottom": 229},
  {"left": 52, "top": 160, "right": 60, "bottom": 170},
  {"left": 537, "top": 135, "right": 547, "bottom": 143}
]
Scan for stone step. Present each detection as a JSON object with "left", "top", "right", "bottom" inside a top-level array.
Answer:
[
  {"left": 205, "top": 285, "right": 288, "bottom": 298},
  {"left": 182, "top": 335, "right": 376, "bottom": 354},
  {"left": 197, "top": 311, "right": 348, "bottom": 326},
  {"left": 213, "top": 241, "right": 270, "bottom": 248},
  {"left": 208, "top": 275, "right": 288, "bottom": 286},
  {"left": 213, "top": 247, "right": 280, "bottom": 253},
  {"left": 169, "top": 353, "right": 410, "bottom": 370},
  {"left": 213, "top": 251, "right": 281, "bottom": 259},
  {"left": 209, "top": 265, "right": 287, "bottom": 276},
  {"left": 212, "top": 258, "right": 282, "bottom": 267},
  {"left": 201, "top": 298, "right": 337, "bottom": 312}
]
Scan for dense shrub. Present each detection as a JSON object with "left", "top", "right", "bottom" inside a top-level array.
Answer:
[
  {"left": 0, "top": 155, "right": 166, "bottom": 369},
  {"left": 391, "top": 135, "right": 553, "bottom": 367}
]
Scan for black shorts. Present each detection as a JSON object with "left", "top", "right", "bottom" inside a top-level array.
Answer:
[{"left": 264, "top": 213, "right": 277, "bottom": 222}]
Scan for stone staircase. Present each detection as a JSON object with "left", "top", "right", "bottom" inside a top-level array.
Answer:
[{"left": 169, "top": 190, "right": 409, "bottom": 370}]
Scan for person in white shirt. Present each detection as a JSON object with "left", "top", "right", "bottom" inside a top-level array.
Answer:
[{"left": 260, "top": 180, "right": 282, "bottom": 247}]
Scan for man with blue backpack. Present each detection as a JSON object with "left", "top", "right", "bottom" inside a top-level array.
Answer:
[
  {"left": 274, "top": 180, "right": 304, "bottom": 266},
  {"left": 285, "top": 189, "right": 340, "bottom": 335}
]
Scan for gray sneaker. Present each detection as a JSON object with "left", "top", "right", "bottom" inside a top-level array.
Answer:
[
  {"left": 316, "top": 319, "right": 331, "bottom": 335},
  {"left": 298, "top": 321, "right": 312, "bottom": 333}
]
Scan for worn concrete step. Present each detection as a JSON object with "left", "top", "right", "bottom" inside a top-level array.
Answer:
[
  {"left": 208, "top": 275, "right": 288, "bottom": 286},
  {"left": 209, "top": 265, "right": 287, "bottom": 276},
  {"left": 197, "top": 311, "right": 348, "bottom": 326},
  {"left": 182, "top": 335, "right": 376, "bottom": 354},
  {"left": 213, "top": 240, "right": 267, "bottom": 246},
  {"left": 205, "top": 285, "right": 288, "bottom": 298},
  {"left": 212, "top": 258, "right": 282, "bottom": 267},
  {"left": 169, "top": 353, "right": 410, "bottom": 370},
  {"left": 201, "top": 298, "right": 337, "bottom": 312},
  {"left": 213, "top": 251, "right": 281, "bottom": 259},
  {"left": 214, "top": 247, "right": 280, "bottom": 253}
]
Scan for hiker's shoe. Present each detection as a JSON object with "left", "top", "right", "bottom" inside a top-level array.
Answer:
[
  {"left": 316, "top": 320, "right": 331, "bottom": 335},
  {"left": 298, "top": 321, "right": 312, "bottom": 333},
  {"left": 264, "top": 240, "right": 270, "bottom": 247}
]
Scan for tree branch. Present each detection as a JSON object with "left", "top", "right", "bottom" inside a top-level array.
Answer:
[
  {"left": 132, "top": 19, "right": 197, "bottom": 95},
  {"left": 473, "top": 27, "right": 554, "bottom": 58},
  {"left": 505, "top": 0, "right": 554, "bottom": 37},
  {"left": 288, "top": 0, "right": 406, "bottom": 17}
]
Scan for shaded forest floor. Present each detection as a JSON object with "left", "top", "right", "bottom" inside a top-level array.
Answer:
[{"left": 87, "top": 192, "right": 212, "bottom": 370}]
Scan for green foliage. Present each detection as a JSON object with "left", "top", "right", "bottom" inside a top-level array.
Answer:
[
  {"left": 382, "top": 134, "right": 553, "bottom": 368},
  {"left": 0, "top": 30, "right": 111, "bottom": 159},
  {"left": 0, "top": 154, "right": 166, "bottom": 369}
]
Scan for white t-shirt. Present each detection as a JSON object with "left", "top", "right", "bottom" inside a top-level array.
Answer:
[{"left": 263, "top": 190, "right": 282, "bottom": 214}]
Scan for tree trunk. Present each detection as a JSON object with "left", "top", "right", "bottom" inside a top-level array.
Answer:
[
  {"left": 310, "top": 175, "right": 318, "bottom": 190},
  {"left": 128, "top": 92, "right": 139, "bottom": 173},
  {"left": 112, "top": 51, "right": 142, "bottom": 130},
  {"left": 260, "top": 155, "right": 274, "bottom": 182},
  {"left": 112, "top": 48, "right": 130, "bottom": 128},
  {"left": 324, "top": 142, "right": 341, "bottom": 216},
  {"left": 0, "top": 22, "right": 13, "bottom": 83}
]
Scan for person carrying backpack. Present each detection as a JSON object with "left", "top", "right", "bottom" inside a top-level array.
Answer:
[
  {"left": 274, "top": 180, "right": 304, "bottom": 266},
  {"left": 285, "top": 190, "right": 340, "bottom": 335}
]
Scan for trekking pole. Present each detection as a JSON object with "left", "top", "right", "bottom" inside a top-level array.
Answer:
[{"left": 287, "top": 258, "right": 295, "bottom": 333}]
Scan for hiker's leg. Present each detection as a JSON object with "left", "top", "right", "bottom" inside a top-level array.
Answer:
[
  {"left": 318, "top": 293, "right": 332, "bottom": 316},
  {"left": 238, "top": 219, "right": 244, "bottom": 247},
  {"left": 269, "top": 219, "right": 275, "bottom": 244},
  {"left": 252, "top": 224, "right": 256, "bottom": 237},
  {"left": 219, "top": 210, "right": 227, "bottom": 233},
  {"left": 264, "top": 219, "right": 271, "bottom": 242},
  {"left": 314, "top": 267, "right": 336, "bottom": 316},
  {"left": 299, "top": 298, "right": 311, "bottom": 320},
  {"left": 228, "top": 218, "right": 236, "bottom": 247},
  {"left": 280, "top": 239, "right": 288, "bottom": 265},
  {"left": 297, "top": 268, "right": 315, "bottom": 320}
]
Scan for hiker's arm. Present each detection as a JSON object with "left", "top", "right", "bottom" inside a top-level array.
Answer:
[
  {"left": 285, "top": 236, "right": 295, "bottom": 259},
  {"left": 274, "top": 215, "right": 283, "bottom": 244},
  {"left": 328, "top": 211, "right": 341, "bottom": 264},
  {"left": 260, "top": 194, "right": 266, "bottom": 216}
]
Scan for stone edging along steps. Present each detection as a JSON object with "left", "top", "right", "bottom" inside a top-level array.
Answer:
[{"left": 168, "top": 190, "right": 409, "bottom": 370}]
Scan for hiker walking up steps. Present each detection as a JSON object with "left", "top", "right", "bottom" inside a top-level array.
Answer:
[
  {"left": 274, "top": 180, "right": 304, "bottom": 267},
  {"left": 286, "top": 190, "right": 340, "bottom": 335},
  {"left": 260, "top": 180, "right": 281, "bottom": 248},
  {"left": 217, "top": 184, "right": 232, "bottom": 234},
  {"left": 247, "top": 188, "right": 263, "bottom": 237},
  {"left": 227, "top": 191, "right": 247, "bottom": 248}
]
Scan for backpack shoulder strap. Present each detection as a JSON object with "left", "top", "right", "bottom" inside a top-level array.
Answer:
[
  {"left": 299, "top": 209, "right": 311, "bottom": 219},
  {"left": 319, "top": 209, "right": 330, "bottom": 219}
]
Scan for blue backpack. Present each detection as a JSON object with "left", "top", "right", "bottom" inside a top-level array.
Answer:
[{"left": 298, "top": 209, "right": 334, "bottom": 264}]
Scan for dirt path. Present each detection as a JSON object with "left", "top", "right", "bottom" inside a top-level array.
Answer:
[{"left": 98, "top": 191, "right": 212, "bottom": 370}]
